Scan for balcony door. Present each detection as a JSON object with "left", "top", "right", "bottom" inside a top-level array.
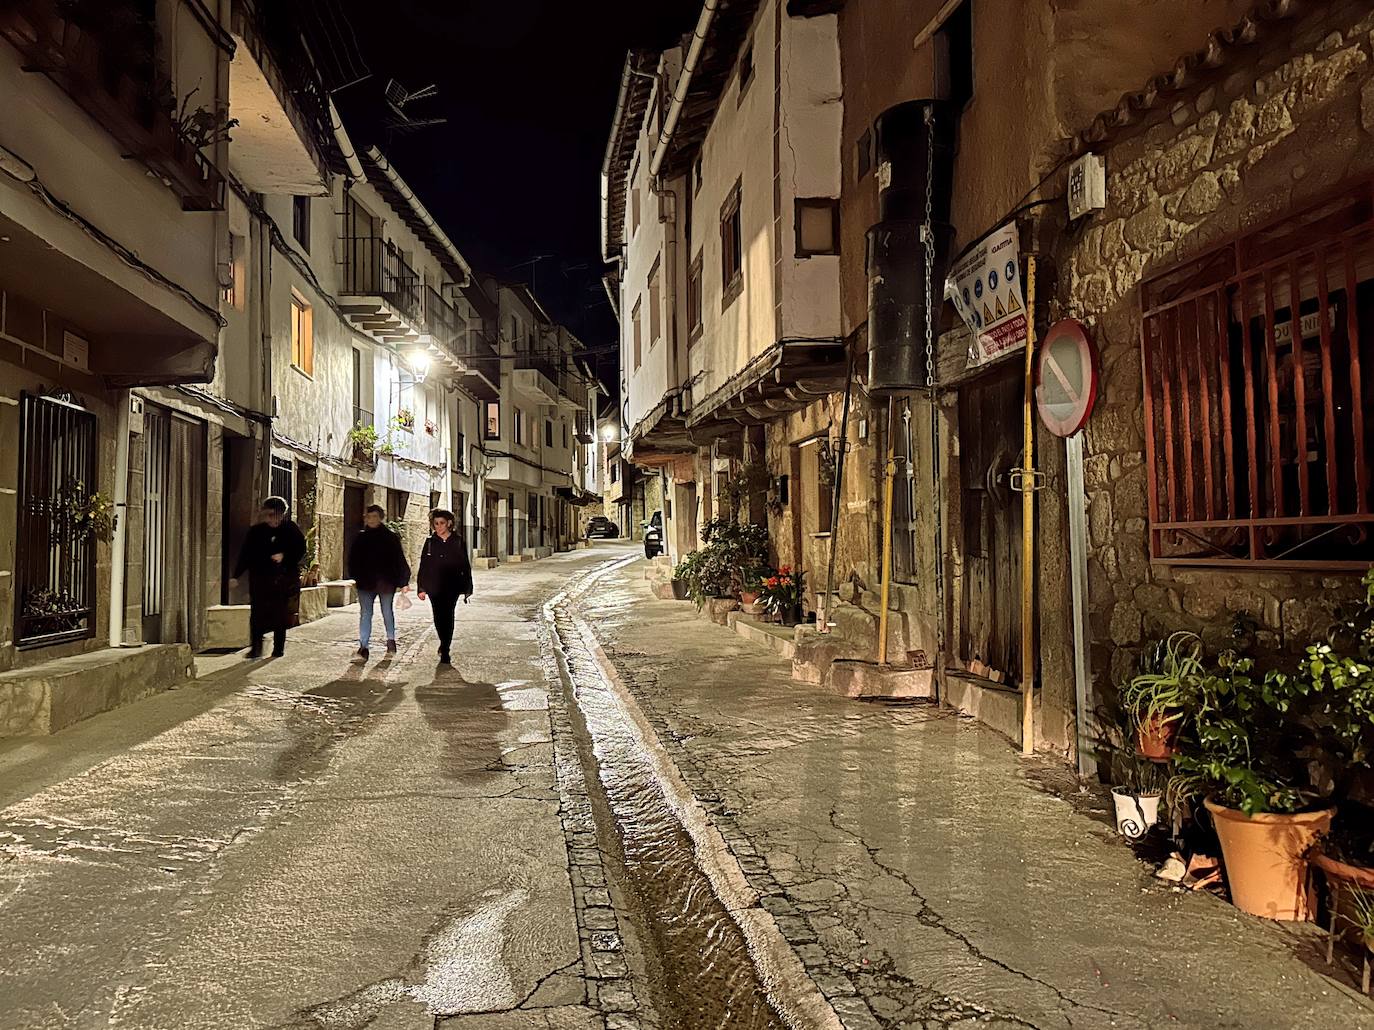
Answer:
[{"left": 343, "top": 195, "right": 381, "bottom": 293}]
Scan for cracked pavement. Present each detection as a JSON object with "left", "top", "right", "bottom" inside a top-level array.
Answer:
[
  {"left": 0, "top": 547, "right": 628, "bottom": 1030},
  {"left": 579, "top": 562, "right": 1374, "bottom": 1030},
  {"left": 3, "top": 548, "right": 1373, "bottom": 1029}
]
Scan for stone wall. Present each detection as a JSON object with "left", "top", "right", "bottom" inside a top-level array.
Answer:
[{"left": 1056, "top": 6, "right": 1374, "bottom": 693}]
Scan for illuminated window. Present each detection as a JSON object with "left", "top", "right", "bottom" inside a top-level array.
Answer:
[{"left": 290, "top": 291, "right": 313, "bottom": 376}]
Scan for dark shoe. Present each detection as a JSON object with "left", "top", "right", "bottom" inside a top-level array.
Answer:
[
  {"left": 271, "top": 649, "right": 285, "bottom": 659},
  {"left": 438, "top": 652, "right": 452, "bottom": 666},
  {"left": 247, "top": 647, "right": 262, "bottom": 660},
  {"left": 386, "top": 639, "right": 398, "bottom": 655},
  {"left": 355, "top": 647, "right": 369, "bottom": 662}
]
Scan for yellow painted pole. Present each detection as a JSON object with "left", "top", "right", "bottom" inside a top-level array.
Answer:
[
  {"left": 1021, "top": 255, "right": 1038, "bottom": 756},
  {"left": 878, "top": 396, "right": 896, "bottom": 666}
]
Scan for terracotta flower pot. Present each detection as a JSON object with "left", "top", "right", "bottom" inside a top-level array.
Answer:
[
  {"left": 739, "top": 589, "right": 761, "bottom": 606},
  {"left": 1134, "top": 711, "right": 1181, "bottom": 760},
  {"left": 1205, "top": 799, "right": 1335, "bottom": 921}
]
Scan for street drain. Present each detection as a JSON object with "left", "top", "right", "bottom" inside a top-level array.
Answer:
[{"left": 550, "top": 596, "right": 789, "bottom": 1030}]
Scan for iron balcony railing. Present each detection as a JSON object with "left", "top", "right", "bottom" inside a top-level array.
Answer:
[
  {"left": 422, "top": 285, "right": 460, "bottom": 358},
  {"left": 341, "top": 235, "right": 424, "bottom": 328}
]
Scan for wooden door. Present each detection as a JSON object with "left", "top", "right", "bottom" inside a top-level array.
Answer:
[
  {"left": 956, "top": 364, "right": 1025, "bottom": 685},
  {"left": 343, "top": 484, "right": 366, "bottom": 572}
]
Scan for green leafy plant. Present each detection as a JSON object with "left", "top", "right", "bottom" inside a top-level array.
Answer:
[
  {"left": 348, "top": 423, "right": 380, "bottom": 459},
  {"left": 20, "top": 587, "right": 86, "bottom": 637},
  {"left": 49, "top": 478, "right": 117, "bottom": 542},
  {"left": 1123, "top": 631, "right": 1203, "bottom": 733},
  {"left": 672, "top": 547, "right": 733, "bottom": 609},
  {"left": 1349, "top": 886, "right": 1374, "bottom": 952},
  {"left": 395, "top": 408, "right": 415, "bottom": 432}
]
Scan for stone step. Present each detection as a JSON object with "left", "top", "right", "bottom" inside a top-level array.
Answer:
[
  {"left": 942, "top": 673, "right": 1024, "bottom": 747},
  {"left": 0, "top": 644, "right": 194, "bottom": 737},
  {"left": 204, "top": 585, "right": 330, "bottom": 651},
  {"left": 826, "top": 659, "right": 934, "bottom": 700},
  {"left": 472, "top": 556, "right": 500, "bottom": 569},
  {"left": 323, "top": 580, "right": 356, "bottom": 607},
  {"left": 727, "top": 612, "right": 798, "bottom": 659}
]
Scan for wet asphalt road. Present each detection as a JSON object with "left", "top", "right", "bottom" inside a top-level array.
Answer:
[{"left": 0, "top": 546, "right": 633, "bottom": 1030}]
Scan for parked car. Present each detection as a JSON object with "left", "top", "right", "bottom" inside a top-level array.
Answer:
[
  {"left": 643, "top": 510, "right": 663, "bottom": 558},
  {"left": 586, "top": 515, "right": 619, "bottom": 539}
]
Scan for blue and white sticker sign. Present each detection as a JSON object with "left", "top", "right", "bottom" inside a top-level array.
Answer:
[{"left": 946, "top": 223, "right": 1026, "bottom": 366}]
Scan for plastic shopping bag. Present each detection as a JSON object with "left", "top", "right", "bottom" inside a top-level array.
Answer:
[{"left": 395, "top": 591, "right": 413, "bottom": 612}]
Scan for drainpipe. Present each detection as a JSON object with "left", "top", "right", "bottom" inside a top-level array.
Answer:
[
  {"left": 649, "top": 0, "right": 720, "bottom": 180},
  {"left": 108, "top": 390, "right": 131, "bottom": 647},
  {"left": 1019, "top": 257, "right": 1039, "bottom": 756},
  {"left": 328, "top": 97, "right": 366, "bottom": 182}
]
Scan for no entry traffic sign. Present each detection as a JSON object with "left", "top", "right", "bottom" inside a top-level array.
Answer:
[{"left": 1035, "top": 318, "right": 1098, "bottom": 437}]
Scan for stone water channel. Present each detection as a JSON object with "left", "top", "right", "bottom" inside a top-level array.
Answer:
[{"left": 547, "top": 556, "right": 812, "bottom": 1030}]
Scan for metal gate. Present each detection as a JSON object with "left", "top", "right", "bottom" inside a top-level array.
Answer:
[
  {"left": 142, "top": 407, "right": 170, "bottom": 623},
  {"left": 15, "top": 392, "right": 98, "bottom": 647}
]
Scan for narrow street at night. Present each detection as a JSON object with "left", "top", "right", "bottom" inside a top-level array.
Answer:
[{"left": 5, "top": 1, "right": 1374, "bottom": 1027}]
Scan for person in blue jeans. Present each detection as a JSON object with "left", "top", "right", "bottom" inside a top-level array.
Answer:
[{"left": 346, "top": 504, "right": 412, "bottom": 661}]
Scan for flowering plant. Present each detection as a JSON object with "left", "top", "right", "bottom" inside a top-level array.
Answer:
[{"left": 760, "top": 565, "right": 805, "bottom": 618}]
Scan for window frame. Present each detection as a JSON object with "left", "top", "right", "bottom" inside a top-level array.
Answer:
[
  {"left": 688, "top": 251, "right": 704, "bottom": 342},
  {"left": 290, "top": 289, "right": 314, "bottom": 377},
  {"left": 292, "top": 195, "right": 311, "bottom": 251},
  {"left": 720, "top": 179, "right": 744, "bottom": 310},
  {"left": 632, "top": 298, "right": 643, "bottom": 371},
  {"left": 648, "top": 256, "right": 662, "bottom": 345},
  {"left": 484, "top": 400, "right": 501, "bottom": 441},
  {"left": 737, "top": 39, "right": 755, "bottom": 102},
  {"left": 795, "top": 197, "right": 841, "bottom": 258},
  {"left": 514, "top": 406, "right": 525, "bottom": 446}
]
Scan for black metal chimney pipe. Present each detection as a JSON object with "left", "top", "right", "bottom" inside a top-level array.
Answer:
[{"left": 865, "top": 100, "right": 955, "bottom": 395}]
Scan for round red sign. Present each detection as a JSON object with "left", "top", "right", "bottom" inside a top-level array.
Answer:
[{"left": 1035, "top": 319, "right": 1099, "bottom": 437}]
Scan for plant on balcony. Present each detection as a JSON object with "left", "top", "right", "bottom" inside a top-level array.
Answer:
[
  {"left": 424, "top": 418, "right": 438, "bottom": 436},
  {"left": 348, "top": 423, "right": 380, "bottom": 464},
  {"left": 394, "top": 408, "right": 415, "bottom": 432}
]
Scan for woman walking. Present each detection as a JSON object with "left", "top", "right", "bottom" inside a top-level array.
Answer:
[
  {"left": 347, "top": 504, "right": 411, "bottom": 660},
  {"left": 416, "top": 508, "right": 473, "bottom": 666}
]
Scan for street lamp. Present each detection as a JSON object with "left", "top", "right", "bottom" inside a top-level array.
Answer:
[{"left": 602, "top": 425, "right": 619, "bottom": 442}]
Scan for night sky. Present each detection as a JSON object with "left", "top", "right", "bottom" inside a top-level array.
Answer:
[{"left": 333, "top": 1, "right": 702, "bottom": 388}]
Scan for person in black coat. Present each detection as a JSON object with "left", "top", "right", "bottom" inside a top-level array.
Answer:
[
  {"left": 416, "top": 507, "right": 473, "bottom": 666},
  {"left": 230, "top": 496, "right": 307, "bottom": 658},
  {"left": 347, "top": 504, "right": 412, "bottom": 660}
]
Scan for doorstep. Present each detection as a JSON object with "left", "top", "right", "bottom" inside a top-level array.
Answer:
[
  {"left": 472, "top": 556, "right": 500, "bottom": 569},
  {"left": 943, "top": 672, "right": 1024, "bottom": 747},
  {"left": 0, "top": 644, "right": 194, "bottom": 737},
  {"left": 323, "top": 580, "right": 356, "bottom": 607}
]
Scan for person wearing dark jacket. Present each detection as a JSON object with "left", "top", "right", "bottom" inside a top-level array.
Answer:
[
  {"left": 416, "top": 507, "right": 473, "bottom": 666},
  {"left": 230, "top": 496, "right": 307, "bottom": 658},
  {"left": 347, "top": 504, "right": 412, "bottom": 660}
]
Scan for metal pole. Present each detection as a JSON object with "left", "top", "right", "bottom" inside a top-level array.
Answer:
[
  {"left": 1066, "top": 431, "right": 1095, "bottom": 778},
  {"left": 878, "top": 396, "right": 897, "bottom": 665},
  {"left": 1020, "top": 255, "right": 1038, "bottom": 756},
  {"left": 819, "top": 345, "right": 856, "bottom": 632}
]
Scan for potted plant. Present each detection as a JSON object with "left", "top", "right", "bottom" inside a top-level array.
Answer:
[
  {"left": 739, "top": 561, "right": 769, "bottom": 610},
  {"left": 348, "top": 423, "right": 380, "bottom": 465},
  {"left": 395, "top": 408, "right": 415, "bottom": 432},
  {"left": 761, "top": 566, "right": 805, "bottom": 627},
  {"left": 1349, "top": 887, "right": 1374, "bottom": 982},
  {"left": 1123, "top": 631, "right": 1202, "bottom": 760},
  {"left": 425, "top": 418, "right": 438, "bottom": 436},
  {"left": 1110, "top": 757, "right": 1167, "bottom": 841},
  {"left": 1168, "top": 646, "right": 1341, "bottom": 921}
]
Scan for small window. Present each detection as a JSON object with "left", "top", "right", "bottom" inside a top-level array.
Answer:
[
  {"left": 514, "top": 407, "right": 525, "bottom": 446},
  {"left": 485, "top": 401, "right": 501, "bottom": 440},
  {"left": 632, "top": 187, "right": 642, "bottom": 234},
  {"left": 562, "top": 422, "right": 568, "bottom": 448},
  {"left": 857, "top": 129, "right": 873, "bottom": 181},
  {"left": 738, "top": 40, "right": 754, "bottom": 100},
  {"left": 225, "top": 233, "right": 245, "bottom": 310},
  {"left": 632, "top": 298, "right": 643, "bottom": 371},
  {"left": 290, "top": 290, "right": 313, "bottom": 376},
  {"left": 688, "top": 252, "right": 704, "bottom": 339},
  {"left": 693, "top": 154, "right": 703, "bottom": 196},
  {"left": 720, "top": 179, "right": 743, "bottom": 308},
  {"left": 545, "top": 419, "right": 553, "bottom": 448},
  {"left": 292, "top": 196, "right": 311, "bottom": 250},
  {"left": 795, "top": 198, "right": 840, "bottom": 257},
  {"left": 648, "top": 258, "right": 662, "bottom": 345}
]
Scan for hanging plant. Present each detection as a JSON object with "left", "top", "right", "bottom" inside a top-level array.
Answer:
[
  {"left": 395, "top": 408, "right": 416, "bottom": 432},
  {"left": 50, "top": 478, "right": 117, "bottom": 542}
]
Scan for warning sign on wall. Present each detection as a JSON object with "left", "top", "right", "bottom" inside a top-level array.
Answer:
[{"left": 946, "top": 224, "right": 1027, "bottom": 367}]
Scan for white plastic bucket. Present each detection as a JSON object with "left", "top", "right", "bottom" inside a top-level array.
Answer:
[{"left": 1112, "top": 787, "right": 1161, "bottom": 839}]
